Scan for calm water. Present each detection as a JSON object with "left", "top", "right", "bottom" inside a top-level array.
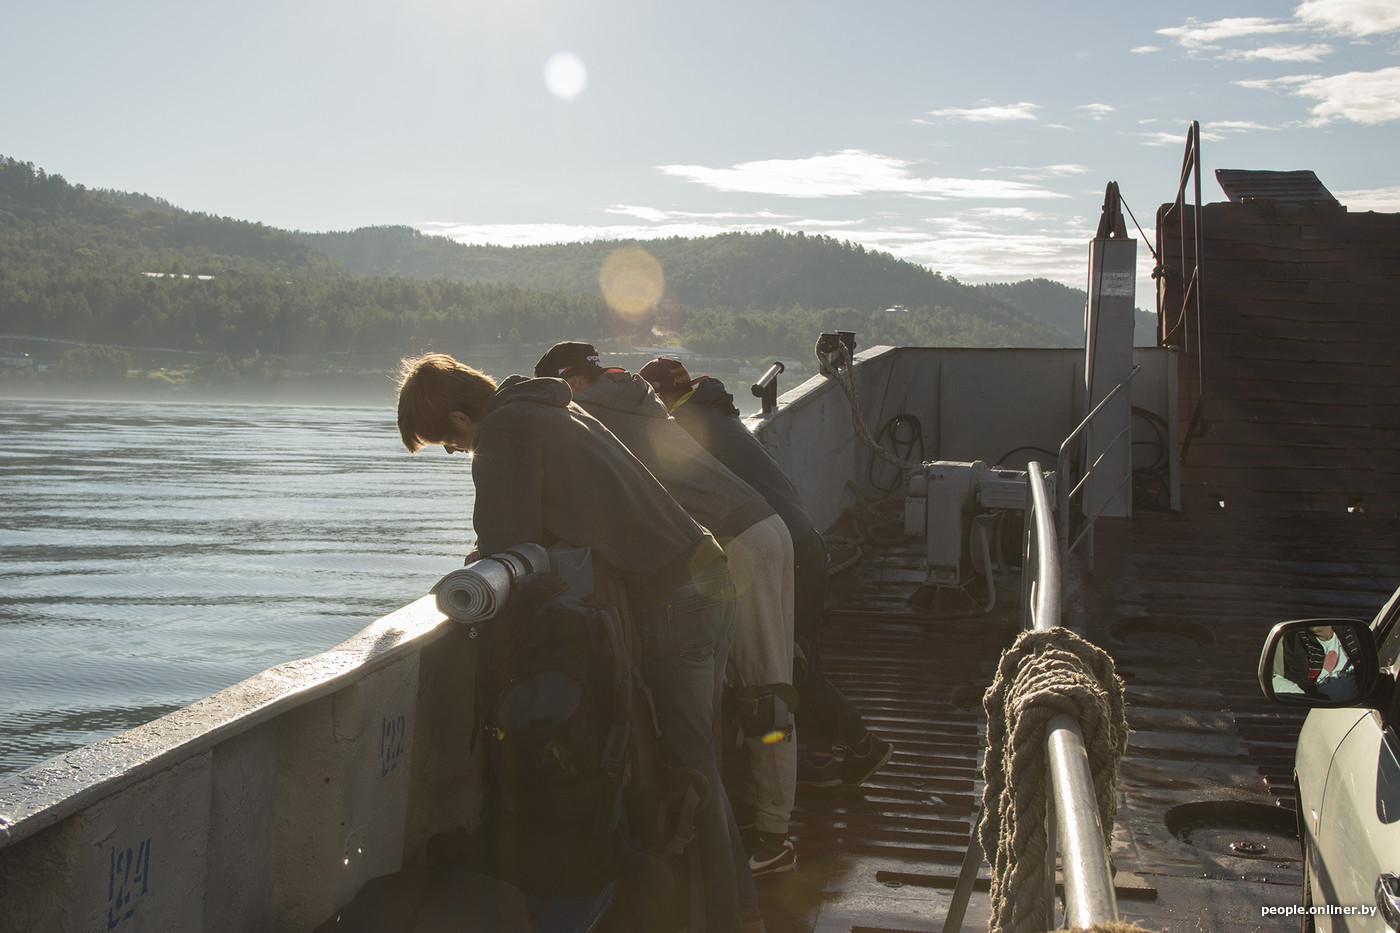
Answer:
[{"left": 0, "top": 399, "right": 476, "bottom": 777}]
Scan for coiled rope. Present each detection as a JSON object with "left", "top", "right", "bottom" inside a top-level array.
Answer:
[
  {"left": 979, "top": 628, "right": 1128, "bottom": 933},
  {"left": 816, "top": 337, "right": 923, "bottom": 483},
  {"left": 815, "top": 338, "right": 921, "bottom": 576}
]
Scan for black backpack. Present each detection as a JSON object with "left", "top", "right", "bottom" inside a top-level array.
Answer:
[
  {"left": 475, "top": 570, "right": 717, "bottom": 933},
  {"left": 476, "top": 571, "right": 632, "bottom": 898}
]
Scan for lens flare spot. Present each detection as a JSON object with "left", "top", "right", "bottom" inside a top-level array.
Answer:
[
  {"left": 544, "top": 52, "right": 588, "bottom": 100},
  {"left": 599, "top": 246, "right": 664, "bottom": 321}
]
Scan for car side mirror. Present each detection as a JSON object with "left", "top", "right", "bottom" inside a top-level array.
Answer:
[{"left": 1258, "top": 618, "right": 1380, "bottom": 708}]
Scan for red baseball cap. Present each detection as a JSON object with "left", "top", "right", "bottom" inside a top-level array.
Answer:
[{"left": 639, "top": 358, "right": 702, "bottom": 394}]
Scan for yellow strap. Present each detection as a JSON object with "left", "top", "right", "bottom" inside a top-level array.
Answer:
[{"left": 669, "top": 388, "right": 695, "bottom": 412}]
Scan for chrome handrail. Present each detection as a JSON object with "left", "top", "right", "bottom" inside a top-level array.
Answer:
[
  {"left": 1023, "top": 462, "right": 1119, "bottom": 929},
  {"left": 946, "top": 465, "right": 1118, "bottom": 932},
  {"left": 1057, "top": 364, "right": 1142, "bottom": 571}
]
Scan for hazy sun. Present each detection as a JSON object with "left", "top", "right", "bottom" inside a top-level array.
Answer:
[{"left": 544, "top": 52, "right": 587, "bottom": 100}]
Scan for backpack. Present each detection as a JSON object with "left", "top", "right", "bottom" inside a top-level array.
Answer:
[
  {"left": 477, "top": 570, "right": 632, "bottom": 898},
  {"left": 474, "top": 570, "right": 711, "bottom": 931}
]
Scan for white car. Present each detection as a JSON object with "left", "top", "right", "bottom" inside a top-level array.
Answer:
[{"left": 1260, "top": 587, "right": 1400, "bottom": 932}]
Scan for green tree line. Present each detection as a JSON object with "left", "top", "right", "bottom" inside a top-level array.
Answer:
[
  {"left": 303, "top": 227, "right": 1078, "bottom": 348},
  {"left": 3, "top": 155, "right": 1082, "bottom": 376}
]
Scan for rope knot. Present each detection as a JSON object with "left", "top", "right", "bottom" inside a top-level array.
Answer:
[{"left": 980, "top": 628, "right": 1129, "bottom": 933}]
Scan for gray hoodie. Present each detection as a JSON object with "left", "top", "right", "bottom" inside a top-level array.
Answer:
[
  {"left": 672, "top": 376, "right": 816, "bottom": 541},
  {"left": 470, "top": 374, "right": 722, "bottom": 605},
  {"left": 572, "top": 371, "right": 775, "bottom": 542}
]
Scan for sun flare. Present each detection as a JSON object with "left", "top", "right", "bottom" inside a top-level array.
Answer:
[{"left": 598, "top": 246, "right": 664, "bottom": 320}]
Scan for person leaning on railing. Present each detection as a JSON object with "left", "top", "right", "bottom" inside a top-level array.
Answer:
[
  {"left": 537, "top": 341, "right": 799, "bottom": 881},
  {"left": 394, "top": 352, "right": 763, "bottom": 933},
  {"left": 639, "top": 357, "right": 894, "bottom": 790}
]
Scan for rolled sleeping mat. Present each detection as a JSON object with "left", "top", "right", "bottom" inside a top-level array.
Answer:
[{"left": 432, "top": 543, "right": 551, "bottom": 623}]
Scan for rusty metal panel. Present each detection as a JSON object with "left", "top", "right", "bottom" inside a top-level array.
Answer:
[
  {"left": 1215, "top": 169, "right": 1338, "bottom": 204},
  {"left": 1158, "top": 198, "right": 1400, "bottom": 516}
]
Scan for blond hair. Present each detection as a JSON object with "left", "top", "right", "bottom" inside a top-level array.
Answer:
[{"left": 395, "top": 353, "right": 497, "bottom": 452}]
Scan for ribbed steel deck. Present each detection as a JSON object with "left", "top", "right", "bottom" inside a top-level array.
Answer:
[{"left": 755, "top": 507, "right": 1400, "bottom": 933}]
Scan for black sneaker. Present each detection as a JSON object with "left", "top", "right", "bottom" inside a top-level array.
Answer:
[
  {"left": 797, "top": 750, "right": 843, "bottom": 787},
  {"left": 748, "top": 832, "right": 796, "bottom": 877},
  {"left": 838, "top": 735, "right": 893, "bottom": 786}
]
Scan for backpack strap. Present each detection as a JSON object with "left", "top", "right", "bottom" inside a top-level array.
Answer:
[{"left": 594, "top": 605, "right": 632, "bottom": 780}]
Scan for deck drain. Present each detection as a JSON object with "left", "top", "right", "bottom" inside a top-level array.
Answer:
[
  {"left": 1111, "top": 617, "right": 1215, "bottom": 651},
  {"left": 1165, "top": 801, "right": 1298, "bottom": 862}
]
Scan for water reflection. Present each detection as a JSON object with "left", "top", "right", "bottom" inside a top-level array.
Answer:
[{"left": 0, "top": 399, "right": 476, "bottom": 777}]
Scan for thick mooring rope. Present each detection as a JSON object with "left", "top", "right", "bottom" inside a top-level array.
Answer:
[{"left": 979, "top": 628, "right": 1128, "bottom": 933}]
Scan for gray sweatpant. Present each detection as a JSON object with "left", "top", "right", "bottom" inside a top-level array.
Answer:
[{"left": 723, "top": 512, "right": 797, "bottom": 836}]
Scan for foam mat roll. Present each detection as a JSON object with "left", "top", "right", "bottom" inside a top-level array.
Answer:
[{"left": 432, "top": 543, "right": 550, "bottom": 623}]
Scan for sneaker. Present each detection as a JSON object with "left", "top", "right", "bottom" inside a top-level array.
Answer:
[
  {"left": 838, "top": 734, "right": 894, "bottom": 786},
  {"left": 797, "top": 750, "right": 843, "bottom": 787},
  {"left": 748, "top": 832, "right": 796, "bottom": 877}
]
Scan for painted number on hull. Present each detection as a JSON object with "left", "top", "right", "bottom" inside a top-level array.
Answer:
[
  {"left": 381, "top": 714, "right": 406, "bottom": 776},
  {"left": 107, "top": 839, "right": 151, "bottom": 929}
]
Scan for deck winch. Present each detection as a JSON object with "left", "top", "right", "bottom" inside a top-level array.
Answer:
[{"left": 904, "top": 460, "right": 1052, "bottom": 606}]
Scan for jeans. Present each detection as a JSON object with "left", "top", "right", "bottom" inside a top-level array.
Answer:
[
  {"left": 633, "top": 557, "right": 757, "bottom": 932},
  {"left": 793, "top": 529, "right": 868, "bottom": 747}
]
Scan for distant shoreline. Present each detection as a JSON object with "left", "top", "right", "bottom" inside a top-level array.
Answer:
[{"left": 0, "top": 363, "right": 791, "bottom": 414}]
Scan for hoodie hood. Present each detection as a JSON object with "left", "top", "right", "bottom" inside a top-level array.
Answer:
[
  {"left": 572, "top": 369, "right": 775, "bottom": 539},
  {"left": 481, "top": 374, "right": 572, "bottom": 419},
  {"left": 574, "top": 370, "right": 669, "bottom": 421},
  {"left": 686, "top": 376, "right": 740, "bottom": 418}
]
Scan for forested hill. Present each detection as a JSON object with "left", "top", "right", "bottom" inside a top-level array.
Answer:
[
  {"left": 303, "top": 226, "right": 1078, "bottom": 346},
  {"left": 2, "top": 156, "right": 1102, "bottom": 396},
  {"left": 977, "top": 277, "right": 1157, "bottom": 345},
  {"left": 0, "top": 158, "right": 333, "bottom": 277}
]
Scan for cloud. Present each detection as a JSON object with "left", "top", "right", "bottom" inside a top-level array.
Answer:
[
  {"left": 656, "top": 149, "right": 1067, "bottom": 200},
  {"left": 1241, "top": 66, "right": 1400, "bottom": 124},
  {"left": 1131, "top": 45, "right": 1161, "bottom": 54},
  {"left": 920, "top": 101, "right": 1040, "bottom": 122},
  {"left": 1333, "top": 185, "right": 1400, "bottom": 211},
  {"left": 1156, "top": 16, "right": 1296, "bottom": 50},
  {"left": 416, "top": 206, "right": 1110, "bottom": 292},
  {"left": 983, "top": 164, "right": 1091, "bottom": 180},
  {"left": 907, "top": 228, "right": 1092, "bottom": 286},
  {"left": 1137, "top": 128, "right": 1228, "bottom": 146},
  {"left": 416, "top": 221, "right": 673, "bottom": 246},
  {"left": 1300, "top": 66, "right": 1400, "bottom": 123},
  {"left": 1294, "top": 0, "right": 1400, "bottom": 36},
  {"left": 1077, "top": 103, "right": 1116, "bottom": 120},
  {"left": 605, "top": 205, "right": 791, "bottom": 223},
  {"left": 1131, "top": 120, "right": 1265, "bottom": 145},
  {"left": 1221, "top": 43, "right": 1333, "bottom": 61},
  {"left": 962, "top": 207, "right": 1051, "bottom": 221},
  {"left": 1211, "top": 120, "right": 1273, "bottom": 131}
]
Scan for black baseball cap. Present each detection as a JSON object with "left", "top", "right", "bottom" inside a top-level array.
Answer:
[{"left": 534, "top": 341, "right": 605, "bottom": 379}]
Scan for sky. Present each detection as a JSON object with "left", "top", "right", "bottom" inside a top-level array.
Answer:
[{"left": 3, "top": 0, "right": 1399, "bottom": 307}]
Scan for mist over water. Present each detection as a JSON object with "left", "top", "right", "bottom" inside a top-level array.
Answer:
[{"left": 0, "top": 399, "right": 476, "bottom": 777}]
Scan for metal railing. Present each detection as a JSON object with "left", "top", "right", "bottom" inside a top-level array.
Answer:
[
  {"left": 1056, "top": 364, "right": 1142, "bottom": 572},
  {"left": 945, "top": 465, "right": 1118, "bottom": 932},
  {"left": 1160, "top": 120, "right": 1208, "bottom": 461},
  {"left": 1023, "top": 462, "right": 1120, "bottom": 929}
]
